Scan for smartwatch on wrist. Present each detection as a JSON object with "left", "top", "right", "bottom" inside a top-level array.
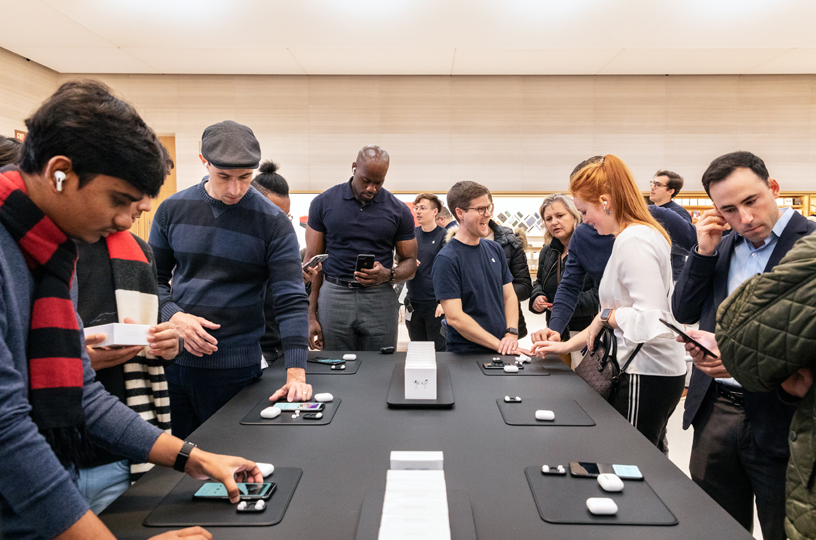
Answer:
[
  {"left": 505, "top": 327, "right": 519, "bottom": 336},
  {"left": 600, "top": 308, "right": 613, "bottom": 327},
  {"left": 173, "top": 441, "right": 197, "bottom": 473},
  {"left": 389, "top": 267, "right": 396, "bottom": 282}
]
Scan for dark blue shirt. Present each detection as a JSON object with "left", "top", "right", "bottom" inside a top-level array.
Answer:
[
  {"left": 308, "top": 179, "right": 415, "bottom": 279},
  {"left": 444, "top": 221, "right": 457, "bottom": 230},
  {"left": 433, "top": 239, "right": 513, "bottom": 354},
  {"left": 660, "top": 200, "right": 693, "bottom": 223},
  {"left": 407, "top": 225, "right": 447, "bottom": 303}
]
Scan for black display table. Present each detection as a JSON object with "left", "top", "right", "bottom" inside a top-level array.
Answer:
[{"left": 101, "top": 350, "right": 753, "bottom": 540}]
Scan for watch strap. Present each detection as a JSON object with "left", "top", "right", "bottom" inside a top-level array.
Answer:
[{"left": 173, "top": 441, "right": 197, "bottom": 473}]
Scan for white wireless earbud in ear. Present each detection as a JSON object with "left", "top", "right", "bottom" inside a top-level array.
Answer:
[{"left": 54, "top": 171, "right": 66, "bottom": 192}]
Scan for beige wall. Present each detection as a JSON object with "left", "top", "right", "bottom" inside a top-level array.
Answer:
[
  {"left": 0, "top": 48, "right": 57, "bottom": 137},
  {"left": 2, "top": 48, "right": 814, "bottom": 193}
]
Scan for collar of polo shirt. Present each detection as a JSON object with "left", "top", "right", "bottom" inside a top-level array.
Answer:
[{"left": 342, "top": 177, "right": 386, "bottom": 204}]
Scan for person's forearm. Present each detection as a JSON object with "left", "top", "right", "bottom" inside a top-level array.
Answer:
[
  {"left": 286, "top": 367, "right": 306, "bottom": 383},
  {"left": 55, "top": 511, "right": 116, "bottom": 540},
  {"left": 147, "top": 432, "right": 185, "bottom": 467},
  {"left": 446, "top": 312, "right": 501, "bottom": 351},
  {"left": 392, "top": 257, "right": 417, "bottom": 282},
  {"left": 504, "top": 293, "right": 519, "bottom": 329},
  {"left": 308, "top": 273, "right": 323, "bottom": 318}
]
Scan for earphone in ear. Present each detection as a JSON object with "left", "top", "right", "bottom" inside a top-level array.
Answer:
[{"left": 54, "top": 171, "right": 66, "bottom": 192}]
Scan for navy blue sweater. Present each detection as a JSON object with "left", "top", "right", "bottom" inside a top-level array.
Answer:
[
  {"left": 150, "top": 179, "right": 309, "bottom": 370},
  {"left": 548, "top": 205, "right": 696, "bottom": 335}
]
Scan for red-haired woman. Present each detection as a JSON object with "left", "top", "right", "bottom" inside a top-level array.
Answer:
[{"left": 533, "top": 155, "right": 686, "bottom": 452}]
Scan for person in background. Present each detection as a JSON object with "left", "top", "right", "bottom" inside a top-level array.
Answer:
[
  {"left": 405, "top": 193, "right": 447, "bottom": 351},
  {"left": 0, "top": 79, "right": 260, "bottom": 540},
  {"left": 529, "top": 193, "right": 598, "bottom": 367},
  {"left": 486, "top": 216, "right": 532, "bottom": 339},
  {"left": 433, "top": 181, "right": 522, "bottom": 355},
  {"left": 672, "top": 151, "right": 815, "bottom": 540},
  {"left": 0, "top": 136, "right": 22, "bottom": 167},
  {"left": 436, "top": 204, "right": 456, "bottom": 230},
  {"left": 304, "top": 145, "right": 417, "bottom": 351},
  {"left": 533, "top": 155, "right": 686, "bottom": 452},
  {"left": 650, "top": 170, "right": 692, "bottom": 280},
  {"left": 150, "top": 121, "right": 311, "bottom": 439}
]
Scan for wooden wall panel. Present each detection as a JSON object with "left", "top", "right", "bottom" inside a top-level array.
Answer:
[{"left": 0, "top": 48, "right": 56, "bottom": 137}]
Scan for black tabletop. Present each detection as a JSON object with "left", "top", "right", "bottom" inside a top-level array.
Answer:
[{"left": 100, "top": 351, "right": 753, "bottom": 540}]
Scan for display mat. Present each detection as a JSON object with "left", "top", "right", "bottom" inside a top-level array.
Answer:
[
  {"left": 144, "top": 467, "right": 302, "bottom": 527},
  {"left": 354, "top": 488, "right": 477, "bottom": 540},
  {"left": 387, "top": 362, "right": 454, "bottom": 409},
  {"left": 496, "top": 398, "right": 595, "bottom": 427},
  {"left": 306, "top": 358, "right": 360, "bottom": 375},
  {"left": 524, "top": 466, "right": 677, "bottom": 526},
  {"left": 240, "top": 398, "right": 342, "bottom": 426},
  {"left": 477, "top": 359, "right": 550, "bottom": 376}
]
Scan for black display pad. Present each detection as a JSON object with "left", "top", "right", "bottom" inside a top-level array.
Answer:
[
  {"left": 240, "top": 398, "right": 342, "bottom": 426},
  {"left": 144, "top": 467, "right": 302, "bottom": 527},
  {"left": 387, "top": 362, "right": 455, "bottom": 408},
  {"left": 354, "top": 488, "right": 477, "bottom": 540},
  {"left": 496, "top": 398, "right": 595, "bottom": 427},
  {"left": 524, "top": 466, "right": 677, "bottom": 526},
  {"left": 306, "top": 358, "right": 360, "bottom": 375},
  {"left": 477, "top": 359, "right": 550, "bottom": 376}
]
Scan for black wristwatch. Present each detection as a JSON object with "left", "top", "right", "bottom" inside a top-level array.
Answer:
[
  {"left": 173, "top": 441, "right": 197, "bottom": 473},
  {"left": 505, "top": 327, "right": 519, "bottom": 336}
]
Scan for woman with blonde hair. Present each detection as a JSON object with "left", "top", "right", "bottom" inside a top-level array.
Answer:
[
  {"left": 529, "top": 193, "right": 598, "bottom": 367},
  {"left": 533, "top": 155, "right": 686, "bottom": 452}
]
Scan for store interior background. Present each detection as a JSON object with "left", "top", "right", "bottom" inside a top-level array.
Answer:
[{"left": 5, "top": 3, "right": 816, "bottom": 535}]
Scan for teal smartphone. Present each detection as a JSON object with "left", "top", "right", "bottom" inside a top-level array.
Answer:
[
  {"left": 272, "top": 402, "right": 324, "bottom": 412},
  {"left": 193, "top": 482, "right": 276, "bottom": 500}
]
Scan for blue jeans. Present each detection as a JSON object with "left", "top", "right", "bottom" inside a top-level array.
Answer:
[
  {"left": 76, "top": 460, "right": 130, "bottom": 515},
  {"left": 166, "top": 362, "right": 263, "bottom": 439}
]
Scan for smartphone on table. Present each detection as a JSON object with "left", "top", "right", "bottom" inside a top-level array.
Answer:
[
  {"left": 271, "top": 402, "right": 325, "bottom": 412},
  {"left": 355, "top": 254, "right": 375, "bottom": 272},
  {"left": 658, "top": 318, "right": 719, "bottom": 359},
  {"left": 194, "top": 482, "right": 276, "bottom": 500},
  {"left": 569, "top": 462, "right": 643, "bottom": 480},
  {"left": 303, "top": 254, "right": 328, "bottom": 270}
]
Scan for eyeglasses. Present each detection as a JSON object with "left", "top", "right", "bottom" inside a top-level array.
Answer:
[
  {"left": 649, "top": 180, "right": 667, "bottom": 189},
  {"left": 413, "top": 205, "right": 430, "bottom": 212},
  {"left": 463, "top": 204, "right": 494, "bottom": 216}
]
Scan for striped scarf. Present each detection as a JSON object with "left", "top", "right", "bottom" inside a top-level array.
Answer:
[
  {"left": 105, "top": 231, "right": 172, "bottom": 480},
  {"left": 0, "top": 168, "right": 87, "bottom": 470}
]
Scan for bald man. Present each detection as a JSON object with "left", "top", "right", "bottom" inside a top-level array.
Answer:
[{"left": 304, "top": 145, "right": 417, "bottom": 351}]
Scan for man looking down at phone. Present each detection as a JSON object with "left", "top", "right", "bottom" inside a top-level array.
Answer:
[
  {"left": 672, "top": 151, "right": 816, "bottom": 540},
  {"left": 0, "top": 80, "right": 261, "bottom": 540},
  {"left": 304, "top": 145, "right": 417, "bottom": 351},
  {"left": 150, "top": 121, "right": 311, "bottom": 440},
  {"left": 432, "top": 181, "right": 523, "bottom": 355}
]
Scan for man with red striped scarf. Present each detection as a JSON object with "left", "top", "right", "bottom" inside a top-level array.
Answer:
[{"left": 0, "top": 80, "right": 263, "bottom": 540}]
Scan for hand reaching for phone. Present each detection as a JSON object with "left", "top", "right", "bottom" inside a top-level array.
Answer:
[{"left": 676, "top": 329, "right": 730, "bottom": 378}]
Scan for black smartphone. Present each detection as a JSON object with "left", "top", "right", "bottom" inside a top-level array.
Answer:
[
  {"left": 193, "top": 482, "right": 276, "bottom": 500},
  {"left": 569, "top": 462, "right": 643, "bottom": 480},
  {"left": 308, "top": 357, "right": 345, "bottom": 365},
  {"left": 483, "top": 362, "right": 505, "bottom": 369},
  {"left": 355, "top": 254, "right": 375, "bottom": 272},
  {"left": 303, "top": 254, "right": 328, "bottom": 269},
  {"left": 658, "top": 318, "right": 719, "bottom": 359}
]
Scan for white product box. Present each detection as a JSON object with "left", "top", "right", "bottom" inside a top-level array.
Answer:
[
  {"left": 404, "top": 341, "right": 437, "bottom": 400},
  {"left": 378, "top": 513, "right": 451, "bottom": 540},
  {"left": 390, "top": 451, "right": 444, "bottom": 471},
  {"left": 83, "top": 323, "right": 150, "bottom": 348},
  {"left": 385, "top": 470, "right": 446, "bottom": 493},
  {"left": 382, "top": 490, "right": 449, "bottom": 516}
]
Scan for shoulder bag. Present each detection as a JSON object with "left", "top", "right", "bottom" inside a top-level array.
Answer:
[{"left": 574, "top": 326, "right": 643, "bottom": 402}]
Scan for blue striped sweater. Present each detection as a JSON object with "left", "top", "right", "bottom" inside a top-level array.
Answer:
[{"left": 149, "top": 178, "right": 308, "bottom": 370}]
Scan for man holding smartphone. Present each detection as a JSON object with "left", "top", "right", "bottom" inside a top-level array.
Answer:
[
  {"left": 672, "top": 151, "right": 816, "bottom": 540},
  {"left": 304, "top": 145, "right": 417, "bottom": 351},
  {"left": 432, "top": 181, "right": 522, "bottom": 355}
]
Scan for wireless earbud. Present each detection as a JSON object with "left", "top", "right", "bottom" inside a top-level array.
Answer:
[{"left": 54, "top": 171, "right": 66, "bottom": 192}]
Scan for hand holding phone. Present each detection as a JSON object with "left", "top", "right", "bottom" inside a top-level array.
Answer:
[
  {"left": 659, "top": 318, "right": 719, "bottom": 359},
  {"left": 303, "top": 254, "right": 328, "bottom": 270}
]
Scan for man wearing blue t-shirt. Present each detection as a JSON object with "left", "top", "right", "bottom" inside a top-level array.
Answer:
[
  {"left": 406, "top": 193, "right": 447, "bottom": 351},
  {"left": 432, "top": 182, "right": 521, "bottom": 355},
  {"left": 305, "top": 145, "right": 417, "bottom": 351}
]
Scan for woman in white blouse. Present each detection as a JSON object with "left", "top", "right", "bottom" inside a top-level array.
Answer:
[{"left": 533, "top": 154, "right": 686, "bottom": 452}]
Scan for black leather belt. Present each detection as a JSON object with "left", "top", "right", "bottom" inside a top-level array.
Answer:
[
  {"left": 716, "top": 383, "right": 745, "bottom": 408},
  {"left": 324, "top": 275, "right": 364, "bottom": 289}
]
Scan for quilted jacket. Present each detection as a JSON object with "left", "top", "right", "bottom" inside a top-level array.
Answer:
[{"left": 716, "top": 232, "right": 816, "bottom": 540}]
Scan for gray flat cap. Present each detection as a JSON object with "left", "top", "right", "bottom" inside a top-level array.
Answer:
[{"left": 201, "top": 120, "right": 261, "bottom": 170}]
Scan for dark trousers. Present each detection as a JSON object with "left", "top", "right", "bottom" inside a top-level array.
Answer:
[
  {"left": 405, "top": 299, "right": 446, "bottom": 352},
  {"left": 610, "top": 372, "right": 685, "bottom": 453},
  {"left": 166, "top": 363, "right": 263, "bottom": 440},
  {"left": 689, "top": 390, "right": 787, "bottom": 540},
  {"left": 318, "top": 281, "right": 400, "bottom": 351}
]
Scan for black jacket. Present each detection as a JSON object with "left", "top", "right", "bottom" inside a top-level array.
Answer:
[
  {"left": 673, "top": 211, "right": 816, "bottom": 457},
  {"left": 488, "top": 221, "right": 532, "bottom": 338},
  {"left": 529, "top": 237, "right": 599, "bottom": 334}
]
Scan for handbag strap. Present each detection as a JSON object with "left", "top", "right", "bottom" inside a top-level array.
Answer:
[{"left": 619, "top": 342, "right": 644, "bottom": 374}]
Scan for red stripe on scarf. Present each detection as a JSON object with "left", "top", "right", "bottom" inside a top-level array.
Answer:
[
  {"left": 31, "top": 297, "right": 79, "bottom": 330},
  {"left": 0, "top": 170, "right": 26, "bottom": 199},
  {"left": 29, "top": 357, "right": 84, "bottom": 389},
  {"left": 19, "top": 218, "right": 66, "bottom": 266},
  {"left": 106, "top": 231, "right": 148, "bottom": 263}
]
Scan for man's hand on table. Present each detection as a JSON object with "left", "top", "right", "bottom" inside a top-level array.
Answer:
[
  {"left": 184, "top": 447, "right": 263, "bottom": 504},
  {"left": 149, "top": 527, "right": 212, "bottom": 539},
  {"left": 269, "top": 367, "right": 313, "bottom": 402}
]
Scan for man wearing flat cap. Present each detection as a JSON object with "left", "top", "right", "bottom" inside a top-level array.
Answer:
[{"left": 150, "top": 120, "right": 311, "bottom": 439}]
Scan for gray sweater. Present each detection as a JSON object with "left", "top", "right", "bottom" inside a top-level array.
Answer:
[{"left": 0, "top": 224, "right": 163, "bottom": 539}]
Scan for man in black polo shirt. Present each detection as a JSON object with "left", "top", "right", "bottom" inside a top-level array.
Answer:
[
  {"left": 305, "top": 145, "right": 417, "bottom": 351},
  {"left": 406, "top": 193, "right": 447, "bottom": 351}
]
